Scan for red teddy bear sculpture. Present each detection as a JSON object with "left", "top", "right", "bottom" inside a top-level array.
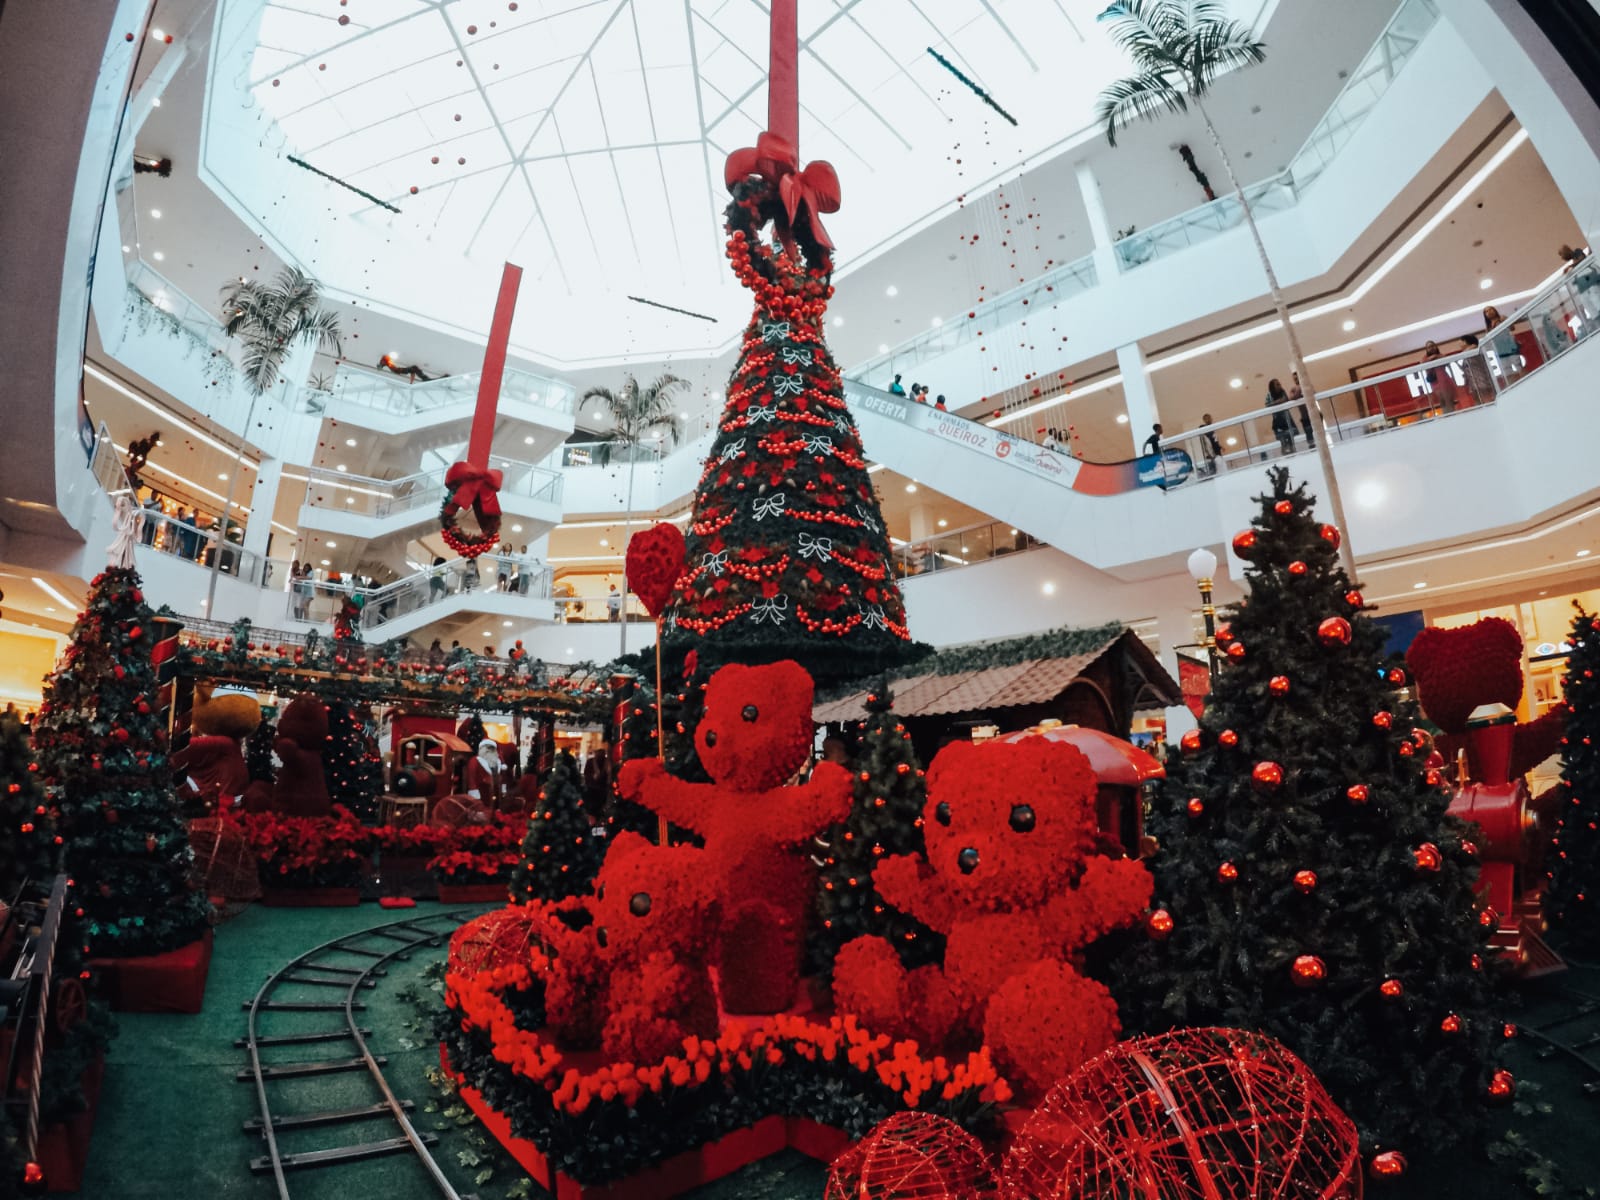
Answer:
[
  {"left": 833, "top": 737, "right": 1152, "bottom": 1098},
  {"left": 524, "top": 832, "right": 720, "bottom": 1064},
  {"left": 242, "top": 693, "right": 332, "bottom": 817},
  {"left": 618, "top": 660, "right": 853, "bottom": 1014}
]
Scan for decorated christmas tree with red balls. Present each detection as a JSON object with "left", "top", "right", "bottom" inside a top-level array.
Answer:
[
  {"left": 1110, "top": 469, "right": 1507, "bottom": 1168},
  {"left": 32, "top": 568, "right": 211, "bottom": 957},
  {"left": 1546, "top": 603, "right": 1600, "bottom": 947},
  {"left": 661, "top": 176, "right": 915, "bottom": 682}
]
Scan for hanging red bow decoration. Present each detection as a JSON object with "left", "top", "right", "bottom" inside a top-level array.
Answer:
[
  {"left": 724, "top": 132, "right": 841, "bottom": 250},
  {"left": 440, "top": 262, "right": 522, "bottom": 559}
]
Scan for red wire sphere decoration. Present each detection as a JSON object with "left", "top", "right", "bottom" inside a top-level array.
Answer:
[
  {"left": 824, "top": 1112, "right": 997, "bottom": 1200},
  {"left": 447, "top": 907, "right": 538, "bottom": 975},
  {"left": 1001, "top": 1027, "right": 1362, "bottom": 1200}
]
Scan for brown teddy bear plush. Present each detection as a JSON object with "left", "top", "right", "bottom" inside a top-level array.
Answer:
[
  {"left": 242, "top": 693, "right": 332, "bottom": 817},
  {"left": 170, "top": 685, "right": 260, "bottom": 810}
]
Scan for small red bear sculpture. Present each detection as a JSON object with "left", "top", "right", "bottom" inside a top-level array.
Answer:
[
  {"left": 618, "top": 660, "right": 852, "bottom": 1013},
  {"left": 242, "top": 693, "right": 332, "bottom": 817},
  {"left": 833, "top": 737, "right": 1152, "bottom": 1098},
  {"left": 527, "top": 832, "right": 720, "bottom": 1064}
]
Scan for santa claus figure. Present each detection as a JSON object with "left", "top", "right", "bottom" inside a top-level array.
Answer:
[{"left": 463, "top": 738, "right": 505, "bottom": 812}]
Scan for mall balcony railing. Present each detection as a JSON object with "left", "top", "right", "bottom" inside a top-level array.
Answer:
[
  {"left": 891, "top": 521, "right": 1046, "bottom": 580},
  {"left": 287, "top": 556, "right": 556, "bottom": 634},
  {"left": 317, "top": 360, "right": 577, "bottom": 420},
  {"left": 553, "top": 593, "right": 655, "bottom": 623},
  {"left": 1114, "top": 0, "right": 1438, "bottom": 272},
  {"left": 548, "top": 441, "right": 668, "bottom": 468},
  {"left": 300, "top": 456, "right": 564, "bottom": 521}
]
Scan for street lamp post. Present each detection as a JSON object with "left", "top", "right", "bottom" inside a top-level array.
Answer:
[{"left": 1187, "top": 547, "right": 1220, "bottom": 683}]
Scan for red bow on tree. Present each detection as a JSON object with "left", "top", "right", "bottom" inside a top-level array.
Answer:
[
  {"left": 444, "top": 461, "right": 504, "bottom": 518},
  {"left": 724, "top": 132, "right": 841, "bottom": 250}
]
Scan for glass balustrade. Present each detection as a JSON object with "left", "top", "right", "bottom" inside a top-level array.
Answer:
[
  {"left": 553, "top": 593, "right": 654, "bottom": 623},
  {"left": 301, "top": 457, "right": 563, "bottom": 519},
  {"left": 327, "top": 362, "right": 576, "bottom": 418},
  {"left": 891, "top": 521, "right": 1044, "bottom": 580},
  {"left": 286, "top": 557, "right": 555, "bottom": 632},
  {"left": 553, "top": 441, "right": 667, "bottom": 468}
]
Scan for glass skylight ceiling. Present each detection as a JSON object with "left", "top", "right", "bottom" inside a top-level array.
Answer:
[{"left": 216, "top": 0, "right": 1246, "bottom": 361}]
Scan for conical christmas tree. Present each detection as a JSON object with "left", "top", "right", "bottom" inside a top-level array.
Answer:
[
  {"left": 32, "top": 568, "right": 210, "bottom": 957},
  {"left": 662, "top": 179, "right": 913, "bottom": 681},
  {"left": 1110, "top": 470, "right": 1506, "bottom": 1161},
  {"left": 814, "top": 683, "right": 942, "bottom": 976},
  {"left": 323, "top": 701, "right": 380, "bottom": 822},
  {"left": 511, "top": 751, "right": 604, "bottom": 903},
  {"left": 245, "top": 713, "right": 276, "bottom": 785},
  {"left": 0, "top": 711, "right": 54, "bottom": 898},
  {"left": 1546, "top": 604, "right": 1600, "bottom": 947}
]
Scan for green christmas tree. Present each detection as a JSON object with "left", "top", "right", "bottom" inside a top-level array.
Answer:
[
  {"left": 814, "top": 683, "right": 942, "bottom": 976},
  {"left": 0, "top": 712, "right": 55, "bottom": 899},
  {"left": 661, "top": 180, "right": 914, "bottom": 682},
  {"left": 1546, "top": 604, "right": 1600, "bottom": 946},
  {"left": 323, "top": 701, "right": 380, "bottom": 822},
  {"left": 458, "top": 712, "right": 487, "bottom": 753},
  {"left": 245, "top": 712, "right": 276, "bottom": 785},
  {"left": 511, "top": 751, "right": 604, "bottom": 903},
  {"left": 1111, "top": 470, "right": 1505, "bottom": 1160},
  {"left": 32, "top": 568, "right": 210, "bottom": 957}
]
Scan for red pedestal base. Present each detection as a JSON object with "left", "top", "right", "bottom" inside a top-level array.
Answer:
[
  {"left": 437, "top": 882, "right": 508, "bottom": 903},
  {"left": 36, "top": 1055, "right": 103, "bottom": 1192},
  {"left": 261, "top": 886, "right": 363, "bottom": 907},
  {"left": 447, "top": 1047, "right": 850, "bottom": 1199},
  {"left": 87, "top": 928, "right": 212, "bottom": 1014}
]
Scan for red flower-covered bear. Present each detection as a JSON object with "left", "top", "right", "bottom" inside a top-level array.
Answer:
[
  {"left": 833, "top": 737, "right": 1152, "bottom": 1098},
  {"left": 618, "top": 660, "right": 852, "bottom": 1013},
  {"left": 242, "top": 693, "right": 332, "bottom": 818}
]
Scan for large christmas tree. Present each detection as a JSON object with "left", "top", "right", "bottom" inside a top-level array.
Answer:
[
  {"left": 32, "top": 568, "right": 210, "bottom": 957},
  {"left": 511, "top": 750, "right": 604, "bottom": 903},
  {"left": 814, "top": 683, "right": 942, "bottom": 976},
  {"left": 1110, "top": 470, "right": 1506, "bottom": 1161},
  {"left": 1546, "top": 604, "right": 1600, "bottom": 947},
  {"left": 0, "top": 712, "right": 54, "bottom": 898},
  {"left": 323, "top": 701, "right": 380, "bottom": 822},
  {"left": 661, "top": 178, "right": 913, "bottom": 682}
]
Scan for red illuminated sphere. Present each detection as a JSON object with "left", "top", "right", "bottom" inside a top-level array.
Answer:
[
  {"left": 1231, "top": 529, "right": 1258, "bottom": 557},
  {"left": 1379, "top": 978, "right": 1403, "bottom": 999},
  {"left": 1413, "top": 842, "right": 1442, "bottom": 872},
  {"left": 1180, "top": 729, "right": 1202, "bottom": 754},
  {"left": 1217, "top": 861, "right": 1239, "bottom": 883},
  {"left": 1274, "top": 500, "right": 1294, "bottom": 514},
  {"left": 1252, "top": 761, "right": 1284, "bottom": 792},
  {"left": 1269, "top": 675, "right": 1291, "bottom": 696},
  {"left": 1440, "top": 1013, "right": 1463, "bottom": 1034},
  {"left": 1319, "top": 524, "right": 1342, "bottom": 550},
  {"left": 1291, "top": 955, "right": 1326, "bottom": 987},
  {"left": 1386, "top": 666, "right": 1408, "bottom": 685},
  {"left": 1213, "top": 624, "right": 1234, "bottom": 648},
  {"left": 1369, "top": 1151, "right": 1408, "bottom": 1181},
  {"left": 1225, "top": 641, "right": 1247, "bottom": 661},
  {"left": 1293, "top": 869, "right": 1318, "bottom": 894},
  {"left": 1003, "top": 1028, "right": 1361, "bottom": 1200},
  {"left": 1487, "top": 1069, "right": 1516, "bottom": 1103},
  {"left": 1372, "top": 711, "right": 1394, "bottom": 729},
  {"left": 1398, "top": 741, "right": 1415, "bottom": 757},
  {"left": 1218, "top": 729, "right": 1239, "bottom": 748},
  {"left": 1288, "top": 560, "right": 1308, "bottom": 576},
  {"left": 1146, "top": 908, "right": 1175, "bottom": 940},
  {"left": 1186, "top": 797, "right": 1205, "bottom": 817},
  {"left": 1345, "top": 590, "right": 1365, "bottom": 609},
  {"left": 1317, "top": 616, "right": 1352, "bottom": 646},
  {"left": 825, "top": 1112, "right": 993, "bottom": 1200},
  {"left": 1426, "top": 768, "right": 1444, "bottom": 787}
]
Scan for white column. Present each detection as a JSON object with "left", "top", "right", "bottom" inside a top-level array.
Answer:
[
  {"left": 1074, "top": 160, "right": 1122, "bottom": 283},
  {"left": 242, "top": 456, "right": 282, "bottom": 560},
  {"left": 1117, "top": 342, "right": 1162, "bottom": 457},
  {"left": 1440, "top": 0, "right": 1600, "bottom": 243}
]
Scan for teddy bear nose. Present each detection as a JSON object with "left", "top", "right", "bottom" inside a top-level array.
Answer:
[
  {"left": 742, "top": 704, "right": 759, "bottom": 721},
  {"left": 958, "top": 847, "right": 980, "bottom": 875},
  {"left": 704, "top": 729, "right": 717, "bottom": 747},
  {"left": 629, "top": 892, "right": 652, "bottom": 917},
  {"left": 596, "top": 927, "right": 608, "bottom": 948}
]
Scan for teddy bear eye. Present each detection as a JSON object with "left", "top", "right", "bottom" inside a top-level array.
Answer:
[
  {"left": 595, "top": 884, "right": 606, "bottom": 901},
  {"left": 958, "top": 847, "right": 980, "bottom": 875},
  {"left": 629, "top": 892, "right": 652, "bottom": 917},
  {"left": 1009, "top": 804, "right": 1036, "bottom": 833},
  {"left": 742, "top": 704, "right": 759, "bottom": 722},
  {"left": 704, "top": 729, "right": 717, "bottom": 747},
  {"left": 935, "top": 801, "right": 952, "bottom": 826}
]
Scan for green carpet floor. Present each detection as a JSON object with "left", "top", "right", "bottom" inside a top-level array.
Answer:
[{"left": 71, "top": 903, "right": 1599, "bottom": 1199}]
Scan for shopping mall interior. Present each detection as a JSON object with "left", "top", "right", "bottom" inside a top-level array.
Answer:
[{"left": 3, "top": 0, "right": 1600, "bottom": 1197}]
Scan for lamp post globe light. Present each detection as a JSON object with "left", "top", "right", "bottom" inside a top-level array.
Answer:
[{"left": 1188, "top": 547, "right": 1220, "bottom": 682}]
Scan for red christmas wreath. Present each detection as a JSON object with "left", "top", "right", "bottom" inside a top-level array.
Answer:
[{"left": 440, "top": 461, "right": 502, "bottom": 558}]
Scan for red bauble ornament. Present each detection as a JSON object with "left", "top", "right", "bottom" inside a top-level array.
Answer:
[
  {"left": 1180, "top": 729, "right": 1202, "bottom": 754},
  {"left": 1225, "top": 641, "right": 1246, "bottom": 661},
  {"left": 1319, "top": 524, "right": 1342, "bottom": 550},
  {"left": 1317, "top": 616, "right": 1352, "bottom": 647},
  {"left": 1372, "top": 711, "right": 1393, "bottom": 729},
  {"left": 1274, "top": 500, "right": 1293, "bottom": 514},
  {"left": 1218, "top": 729, "right": 1239, "bottom": 748},
  {"left": 1413, "top": 843, "right": 1442, "bottom": 872},
  {"left": 1344, "top": 589, "right": 1365, "bottom": 608},
  {"left": 1291, "top": 955, "right": 1326, "bottom": 987},
  {"left": 1251, "top": 761, "right": 1284, "bottom": 792},
  {"left": 1379, "top": 978, "right": 1403, "bottom": 999},
  {"left": 1217, "top": 861, "right": 1239, "bottom": 884},
  {"left": 1269, "top": 675, "right": 1291, "bottom": 696},
  {"left": 1231, "top": 529, "right": 1258, "bottom": 557},
  {"left": 1426, "top": 768, "right": 1444, "bottom": 787},
  {"left": 1503, "top": 1023, "right": 1518, "bottom": 1039},
  {"left": 1346, "top": 783, "right": 1370, "bottom": 805},
  {"left": 1397, "top": 741, "right": 1415, "bottom": 757},
  {"left": 1386, "top": 667, "right": 1407, "bottom": 685},
  {"left": 1439, "top": 1013, "right": 1462, "bottom": 1034},
  {"left": 1293, "top": 869, "right": 1318, "bottom": 894},
  {"left": 1146, "top": 909, "right": 1174, "bottom": 940},
  {"left": 1288, "top": 560, "right": 1307, "bottom": 576},
  {"left": 1186, "top": 797, "right": 1205, "bottom": 817},
  {"left": 1369, "top": 1151, "right": 1408, "bottom": 1181},
  {"left": 1213, "top": 624, "right": 1234, "bottom": 649},
  {"left": 1471, "top": 954, "right": 1484, "bottom": 971},
  {"left": 1487, "top": 1069, "right": 1516, "bottom": 1103}
]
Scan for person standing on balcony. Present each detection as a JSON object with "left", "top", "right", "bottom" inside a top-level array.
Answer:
[
  {"left": 1267, "top": 380, "right": 1297, "bottom": 455},
  {"left": 1459, "top": 335, "right": 1493, "bottom": 405},
  {"left": 1290, "top": 372, "right": 1316, "bottom": 446},
  {"left": 1422, "top": 342, "right": 1459, "bottom": 414},
  {"left": 430, "top": 556, "right": 448, "bottom": 601},
  {"left": 462, "top": 557, "right": 479, "bottom": 593},
  {"left": 516, "top": 545, "right": 531, "bottom": 595},
  {"left": 888, "top": 374, "right": 906, "bottom": 397},
  {"left": 497, "top": 545, "right": 512, "bottom": 591},
  {"left": 934, "top": 394, "right": 948, "bottom": 411},
  {"left": 1142, "top": 423, "right": 1164, "bottom": 457},
  {"left": 607, "top": 584, "right": 622, "bottom": 622},
  {"left": 1198, "top": 414, "right": 1222, "bottom": 476},
  {"left": 141, "top": 492, "right": 161, "bottom": 545}
]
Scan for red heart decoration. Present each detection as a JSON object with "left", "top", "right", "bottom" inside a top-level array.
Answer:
[{"left": 626, "top": 523, "right": 687, "bottom": 618}]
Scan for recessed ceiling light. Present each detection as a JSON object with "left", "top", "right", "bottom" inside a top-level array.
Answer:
[
  {"left": 831, "top": 316, "right": 844, "bottom": 327},
  {"left": 905, "top": 483, "right": 918, "bottom": 493},
  {"left": 1042, "top": 582, "right": 1056, "bottom": 596},
  {"left": 1225, "top": 436, "right": 1239, "bottom": 446},
  {"left": 680, "top": 411, "right": 690, "bottom": 419},
  {"left": 150, "top": 27, "right": 166, "bottom": 40},
  {"left": 150, "top": 97, "right": 161, "bottom": 108},
  {"left": 598, "top": 538, "right": 609, "bottom": 547},
  {"left": 885, "top": 285, "right": 899, "bottom": 297},
  {"left": 150, "top": 209, "right": 161, "bottom": 219},
  {"left": 45, "top": 607, "right": 55, "bottom": 613},
  {"left": 1342, "top": 319, "right": 1357, "bottom": 332},
  {"left": 326, "top": 541, "right": 337, "bottom": 548},
  {"left": 566, "top": 648, "right": 575, "bottom": 656},
  {"left": 1480, "top": 278, "right": 1494, "bottom": 290},
  {"left": 1579, "top": 549, "right": 1592, "bottom": 558},
  {"left": 878, "top": 344, "right": 889, "bottom": 354},
  {"left": 511, "top": 524, "right": 523, "bottom": 533},
  {"left": 345, "top": 497, "right": 355, "bottom": 504},
  {"left": 483, "top": 631, "right": 493, "bottom": 638},
  {"left": 320, "top": 559, "right": 331, "bottom": 566},
  {"left": 345, "top": 437, "right": 357, "bottom": 447},
  {"left": 503, "top": 620, "right": 513, "bottom": 627},
  {"left": 1115, "top": 413, "right": 1129, "bottom": 424},
  {"left": 1413, "top": 581, "right": 1427, "bottom": 589},
  {"left": 1229, "top": 378, "right": 1243, "bottom": 389},
  {"left": 121, "top": 244, "right": 130, "bottom": 253},
  {"left": 1355, "top": 480, "right": 1386, "bottom": 509},
  {"left": 937, "top": 519, "right": 948, "bottom": 528},
  {"left": 335, "top": 464, "right": 347, "bottom": 471},
  {"left": 152, "top": 251, "right": 164, "bottom": 261},
  {"left": 217, "top": 472, "right": 228, "bottom": 481},
  {"left": 1009, "top": 529, "right": 1018, "bottom": 536},
  {"left": 961, "top": 546, "right": 969, "bottom": 553},
  {"left": 523, "top": 435, "right": 535, "bottom": 444}
]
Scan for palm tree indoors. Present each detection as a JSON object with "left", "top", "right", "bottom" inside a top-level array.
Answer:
[
  {"left": 1096, "top": 0, "right": 1357, "bottom": 577},
  {"left": 212, "top": 266, "right": 343, "bottom": 614},
  {"left": 579, "top": 373, "right": 687, "bottom": 653}
]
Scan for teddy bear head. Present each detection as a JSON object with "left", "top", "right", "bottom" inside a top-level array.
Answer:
[
  {"left": 191, "top": 684, "right": 262, "bottom": 741},
  {"left": 1405, "top": 617, "right": 1524, "bottom": 734},
  {"left": 694, "top": 660, "right": 815, "bottom": 790},
  {"left": 922, "top": 738, "right": 1100, "bottom": 912},
  {"left": 275, "top": 693, "right": 328, "bottom": 751},
  {"left": 592, "top": 832, "right": 718, "bottom": 965}
]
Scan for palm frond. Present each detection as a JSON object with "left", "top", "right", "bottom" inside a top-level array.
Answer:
[
  {"left": 1188, "top": 19, "right": 1265, "bottom": 94},
  {"left": 217, "top": 265, "right": 340, "bottom": 396},
  {"left": 1099, "top": 1, "right": 1186, "bottom": 68},
  {"left": 1096, "top": 74, "right": 1189, "bottom": 145}
]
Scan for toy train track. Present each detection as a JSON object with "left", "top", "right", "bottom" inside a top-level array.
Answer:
[
  {"left": 1520, "top": 982, "right": 1600, "bottom": 1094},
  {"left": 237, "top": 910, "right": 479, "bottom": 1199}
]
